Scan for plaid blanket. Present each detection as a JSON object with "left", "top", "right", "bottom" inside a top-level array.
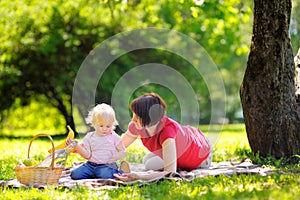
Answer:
[{"left": 1, "top": 159, "right": 277, "bottom": 190}]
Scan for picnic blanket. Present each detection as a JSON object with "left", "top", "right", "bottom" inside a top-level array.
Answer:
[{"left": 1, "top": 159, "right": 277, "bottom": 190}]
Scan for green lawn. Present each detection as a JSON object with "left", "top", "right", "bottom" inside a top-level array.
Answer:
[{"left": 0, "top": 124, "right": 299, "bottom": 199}]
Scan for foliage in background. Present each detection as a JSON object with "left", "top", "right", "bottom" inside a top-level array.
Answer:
[
  {"left": 1, "top": 96, "right": 65, "bottom": 132},
  {"left": 0, "top": 0, "right": 254, "bottom": 133},
  {"left": 291, "top": 0, "right": 300, "bottom": 54},
  {"left": 1, "top": 0, "right": 300, "bottom": 133}
]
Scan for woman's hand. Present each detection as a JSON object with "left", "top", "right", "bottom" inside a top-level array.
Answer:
[
  {"left": 114, "top": 171, "right": 170, "bottom": 181},
  {"left": 114, "top": 173, "right": 139, "bottom": 181}
]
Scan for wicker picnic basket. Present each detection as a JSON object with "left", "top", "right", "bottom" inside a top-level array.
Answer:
[{"left": 14, "top": 133, "right": 64, "bottom": 185}]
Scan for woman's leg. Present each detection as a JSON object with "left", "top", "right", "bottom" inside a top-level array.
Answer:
[
  {"left": 143, "top": 152, "right": 164, "bottom": 170},
  {"left": 142, "top": 152, "right": 157, "bottom": 164}
]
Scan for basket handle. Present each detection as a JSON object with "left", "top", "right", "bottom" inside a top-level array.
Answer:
[{"left": 27, "top": 133, "right": 56, "bottom": 169}]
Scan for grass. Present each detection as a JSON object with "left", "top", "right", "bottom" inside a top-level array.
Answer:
[{"left": 0, "top": 124, "right": 299, "bottom": 200}]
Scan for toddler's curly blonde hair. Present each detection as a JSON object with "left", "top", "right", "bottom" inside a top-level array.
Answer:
[{"left": 85, "top": 103, "right": 118, "bottom": 129}]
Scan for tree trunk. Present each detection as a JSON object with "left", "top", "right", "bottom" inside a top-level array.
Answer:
[
  {"left": 47, "top": 86, "right": 78, "bottom": 137},
  {"left": 240, "top": 0, "right": 300, "bottom": 158}
]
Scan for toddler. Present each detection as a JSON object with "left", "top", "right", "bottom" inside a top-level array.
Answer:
[{"left": 68, "top": 103, "right": 129, "bottom": 180}]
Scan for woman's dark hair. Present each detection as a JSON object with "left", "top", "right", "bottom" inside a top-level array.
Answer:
[{"left": 130, "top": 93, "right": 167, "bottom": 127}]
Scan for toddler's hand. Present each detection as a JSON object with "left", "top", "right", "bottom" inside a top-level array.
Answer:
[
  {"left": 66, "top": 138, "right": 78, "bottom": 153},
  {"left": 66, "top": 138, "right": 77, "bottom": 147}
]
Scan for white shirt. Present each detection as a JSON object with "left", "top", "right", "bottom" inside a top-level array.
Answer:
[{"left": 82, "top": 131, "right": 122, "bottom": 164}]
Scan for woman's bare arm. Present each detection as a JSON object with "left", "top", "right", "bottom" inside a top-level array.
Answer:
[
  {"left": 121, "top": 130, "right": 138, "bottom": 148},
  {"left": 114, "top": 138, "right": 177, "bottom": 181},
  {"left": 114, "top": 171, "right": 170, "bottom": 181},
  {"left": 162, "top": 138, "right": 177, "bottom": 172}
]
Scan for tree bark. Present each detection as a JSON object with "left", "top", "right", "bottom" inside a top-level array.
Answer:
[{"left": 240, "top": 0, "right": 300, "bottom": 158}]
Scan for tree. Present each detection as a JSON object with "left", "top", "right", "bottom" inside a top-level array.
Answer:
[{"left": 240, "top": 0, "right": 300, "bottom": 158}]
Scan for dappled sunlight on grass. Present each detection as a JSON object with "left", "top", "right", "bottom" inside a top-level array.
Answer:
[
  {"left": 1, "top": 124, "right": 299, "bottom": 200},
  {"left": 198, "top": 124, "right": 251, "bottom": 163}
]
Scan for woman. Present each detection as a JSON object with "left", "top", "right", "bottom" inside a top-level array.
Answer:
[{"left": 114, "top": 93, "right": 212, "bottom": 181}]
